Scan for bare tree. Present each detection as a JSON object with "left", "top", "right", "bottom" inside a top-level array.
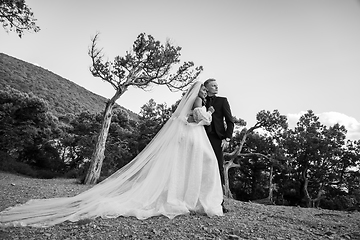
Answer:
[
  {"left": 84, "top": 33, "right": 203, "bottom": 184},
  {"left": 223, "top": 110, "right": 288, "bottom": 198},
  {"left": 0, "top": 0, "right": 40, "bottom": 37}
]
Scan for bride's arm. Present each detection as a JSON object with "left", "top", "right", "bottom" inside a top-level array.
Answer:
[
  {"left": 187, "top": 97, "right": 203, "bottom": 123},
  {"left": 192, "top": 106, "right": 214, "bottom": 125}
]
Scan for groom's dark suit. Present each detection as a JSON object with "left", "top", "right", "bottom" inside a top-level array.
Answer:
[{"left": 205, "top": 95, "right": 234, "bottom": 185}]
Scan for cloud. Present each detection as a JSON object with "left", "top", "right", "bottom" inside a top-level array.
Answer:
[
  {"left": 318, "top": 112, "right": 360, "bottom": 141},
  {"left": 285, "top": 111, "right": 360, "bottom": 141},
  {"left": 286, "top": 111, "right": 307, "bottom": 129}
]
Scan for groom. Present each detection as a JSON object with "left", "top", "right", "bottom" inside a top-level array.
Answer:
[{"left": 204, "top": 78, "right": 234, "bottom": 210}]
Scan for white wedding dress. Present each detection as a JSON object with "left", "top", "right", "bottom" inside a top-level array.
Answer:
[{"left": 0, "top": 81, "right": 223, "bottom": 227}]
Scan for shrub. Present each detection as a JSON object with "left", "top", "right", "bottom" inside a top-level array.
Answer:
[
  {"left": 12, "top": 161, "right": 38, "bottom": 177},
  {"left": 63, "top": 168, "right": 85, "bottom": 179},
  {"left": 35, "top": 169, "right": 58, "bottom": 179},
  {"left": 321, "top": 195, "right": 358, "bottom": 210},
  {"left": 0, "top": 151, "right": 16, "bottom": 171}
]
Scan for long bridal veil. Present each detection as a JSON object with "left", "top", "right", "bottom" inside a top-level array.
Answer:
[{"left": 0, "top": 81, "right": 223, "bottom": 227}]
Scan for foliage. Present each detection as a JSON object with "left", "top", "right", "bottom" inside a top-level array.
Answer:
[
  {"left": 282, "top": 110, "right": 349, "bottom": 206},
  {"left": 136, "top": 99, "right": 173, "bottom": 151},
  {"left": 230, "top": 133, "right": 271, "bottom": 200},
  {"left": 0, "top": 0, "right": 40, "bottom": 37},
  {"left": 56, "top": 109, "right": 140, "bottom": 181},
  {"left": 103, "top": 109, "right": 139, "bottom": 175},
  {"left": 58, "top": 111, "right": 101, "bottom": 177},
  {"left": 89, "top": 33, "right": 203, "bottom": 92},
  {"left": 230, "top": 132, "right": 285, "bottom": 201},
  {"left": 223, "top": 110, "right": 288, "bottom": 199},
  {"left": 0, "top": 86, "right": 62, "bottom": 177},
  {"left": 226, "top": 109, "right": 360, "bottom": 210}
]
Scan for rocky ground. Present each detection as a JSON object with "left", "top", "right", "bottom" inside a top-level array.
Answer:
[{"left": 0, "top": 172, "right": 359, "bottom": 240}]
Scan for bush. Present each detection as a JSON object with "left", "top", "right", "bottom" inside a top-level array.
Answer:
[
  {"left": 0, "top": 151, "right": 16, "bottom": 171},
  {"left": 63, "top": 168, "right": 85, "bottom": 179},
  {"left": 0, "top": 152, "right": 36, "bottom": 176},
  {"left": 321, "top": 195, "right": 359, "bottom": 210},
  {"left": 11, "top": 161, "right": 38, "bottom": 177},
  {"left": 0, "top": 151, "right": 60, "bottom": 178},
  {"left": 35, "top": 169, "right": 58, "bottom": 179}
]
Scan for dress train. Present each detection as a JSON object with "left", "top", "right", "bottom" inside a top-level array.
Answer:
[{"left": 0, "top": 82, "right": 223, "bottom": 227}]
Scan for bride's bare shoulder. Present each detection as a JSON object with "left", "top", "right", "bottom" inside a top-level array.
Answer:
[{"left": 192, "top": 97, "right": 203, "bottom": 110}]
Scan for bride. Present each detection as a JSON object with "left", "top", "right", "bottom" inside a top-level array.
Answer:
[{"left": 0, "top": 81, "right": 224, "bottom": 227}]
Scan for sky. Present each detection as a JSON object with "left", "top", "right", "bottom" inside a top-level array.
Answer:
[{"left": 1, "top": 0, "right": 360, "bottom": 140}]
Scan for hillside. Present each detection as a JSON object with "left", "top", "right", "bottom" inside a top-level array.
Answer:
[
  {"left": 0, "top": 53, "right": 138, "bottom": 119},
  {"left": 0, "top": 172, "right": 359, "bottom": 240}
]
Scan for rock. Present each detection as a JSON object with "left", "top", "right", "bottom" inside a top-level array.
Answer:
[{"left": 228, "top": 234, "right": 241, "bottom": 240}]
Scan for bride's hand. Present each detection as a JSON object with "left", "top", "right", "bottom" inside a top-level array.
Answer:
[
  {"left": 208, "top": 106, "right": 215, "bottom": 114},
  {"left": 187, "top": 114, "right": 195, "bottom": 123}
]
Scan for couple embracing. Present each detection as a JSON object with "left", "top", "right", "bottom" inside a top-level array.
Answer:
[{"left": 0, "top": 79, "right": 234, "bottom": 227}]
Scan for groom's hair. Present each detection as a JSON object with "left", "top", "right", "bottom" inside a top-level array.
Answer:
[{"left": 204, "top": 78, "right": 216, "bottom": 87}]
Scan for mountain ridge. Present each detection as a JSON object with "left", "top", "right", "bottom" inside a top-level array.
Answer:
[{"left": 0, "top": 52, "right": 138, "bottom": 119}]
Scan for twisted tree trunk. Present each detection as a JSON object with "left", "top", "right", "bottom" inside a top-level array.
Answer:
[
  {"left": 267, "top": 165, "right": 275, "bottom": 203},
  {"left": 84, "top": 90, "right": 123, "bottom": 184},
  {"left": 223, "top": 127, "right": 247, "bottom": 198},
  {"left": 302, "top": 170, "right": 325, "bottom": 208},
  {"left": 223, "top": 159, "right": 240, "bottom": 198}
]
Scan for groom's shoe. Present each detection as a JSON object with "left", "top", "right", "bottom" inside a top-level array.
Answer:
[
  {"left": 222, "top": 204, "right": 229, "bottom": 213},
  {"left": 221, "top": 198, "right": 228, "bottom": 213},
  {"left": 222, "top": 206, "right": 229, "bottom": 213}
]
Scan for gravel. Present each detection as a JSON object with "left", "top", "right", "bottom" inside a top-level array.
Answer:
[{"left": 0, "top": 172, "right": 359, "bottom": 240}]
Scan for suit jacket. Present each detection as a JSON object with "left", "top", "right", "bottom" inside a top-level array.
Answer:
[{"left": 205, "top": 96, "right": 234, "bottom": 140}]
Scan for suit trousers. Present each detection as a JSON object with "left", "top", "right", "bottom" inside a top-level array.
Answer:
[{"left": 207, "top": 132, "right": 224, "bottom": 186}]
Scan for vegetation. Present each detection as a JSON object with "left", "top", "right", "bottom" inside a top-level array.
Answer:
[
  {"left": 225, "top": 110, "right": 360, "bottom": 211},
  {"left": 0, "top": 0, "right": 40, "bottom": 37},
  {"left": 0, "top": 87, "right": 62, "bottom": 178},
  {"left": 0, "top": 53, "right": 359, "bottom": 211}
]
